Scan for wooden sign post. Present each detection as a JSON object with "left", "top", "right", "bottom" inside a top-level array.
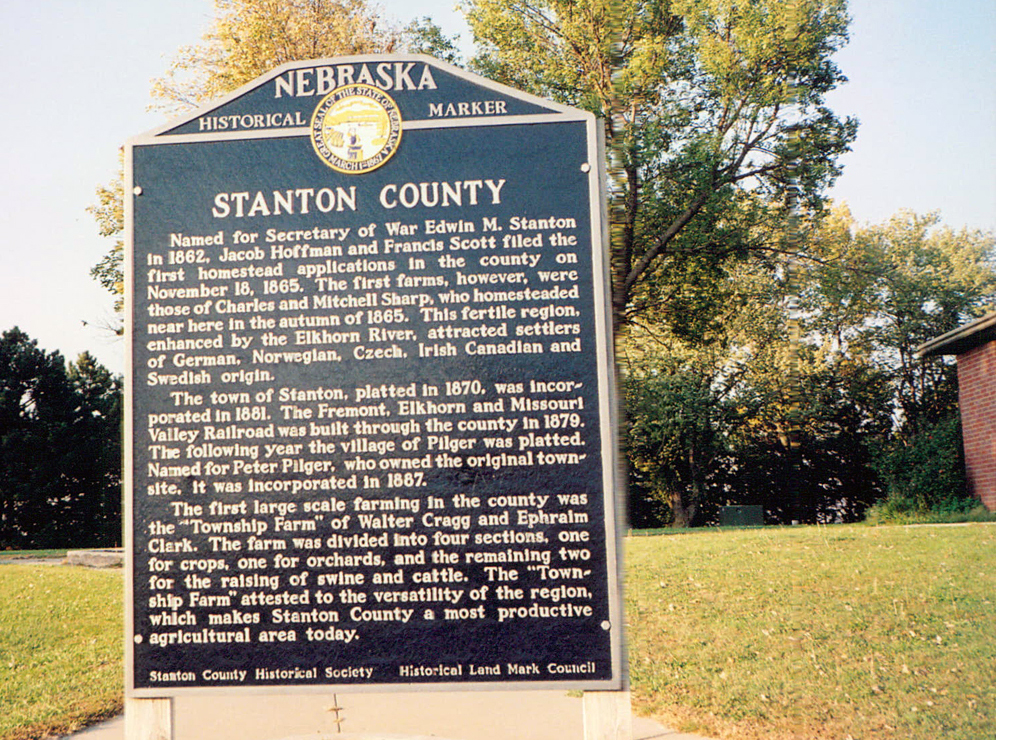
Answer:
[{"left": 125, "top": 54, "right": 627, "bottom": 738}]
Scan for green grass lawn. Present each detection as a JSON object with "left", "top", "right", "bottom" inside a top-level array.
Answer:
[
  {"left": 0, "top": 566, "right": 122, "bottom": 740},
  {"left": 0, "top": 524, "right": 995, "bottom": 740},
  {"left": 626, "top": 523, "right": 996, "bottom": 739},
  {"left": 0, "top": 551, "right": 67, "bottom": 562}
]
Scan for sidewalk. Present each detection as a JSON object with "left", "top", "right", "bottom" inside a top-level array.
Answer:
[{"left": 65, "top": 690, "right": 712, "bottom": 740}]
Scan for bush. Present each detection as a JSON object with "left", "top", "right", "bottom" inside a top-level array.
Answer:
[
  {"left": 865, "top": 500, "right": 993, "bottom": 525},
  {"left": 872, "top": 414, "right": 976, "bottom": 519}
]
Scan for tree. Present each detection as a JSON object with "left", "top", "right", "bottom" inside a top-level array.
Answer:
[
  {"left": 875, "top": 414, "right": 970, "bottom": 517},
  {"left": 89, "top": 152, "right": 126, "bottom": 318},
  {"left": 404, "top": 17, "right": 462, "bottom": 65},
  {"left": 463, "top": 0, "right": 857, "bottom": 330},
  {"left": 624, "top": 364, "right": 736, "bottom": 527},
  {"left": 811, "top": 211, "right": 994, "bottom": 514},
  {"left": 847, "top": 211, "right": 994, "bottom": 432},
  {"left": 619, "top": 207, "right": 994, "bottom": 526},
  {"left": 149, "top": 0, "right": 400, "bottom": 114},
  {"left": 465, "top": 0, "right": 856, "bottom": 527},
  {"left": 64, "top": 353, "right": 123, "bottom": 545},
  {"left": 90, "top": 0, "right": 437, "bottom": 316},
  {"left": 0, "top": 329, "right": 122, "bottom": 548},
  {"left": 724, "top": 351, "right": 890, "bottom": 523},
  {"left": 620, "top": 244, "right": 889, "bottom": 526},
  {"left": 0, "top": 328, "right": 74, "bottom": 547},
  {"left": 618, "top": 256, "right": 770, "bottom": 527}
]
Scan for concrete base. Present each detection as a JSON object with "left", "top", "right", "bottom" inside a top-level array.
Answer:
[
  {"left": 62, "top": 691, "right": 714, "bottom": 740},
  {"left": 65, "top": 549, "right": 123, "bottom": 568},
  {"left": 280, "top": 735, "right": 453, "bottom": 740}
]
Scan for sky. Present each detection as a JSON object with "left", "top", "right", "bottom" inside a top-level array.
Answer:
[{"left": 0, "top": 0, "right": 998, "bottom": 375}]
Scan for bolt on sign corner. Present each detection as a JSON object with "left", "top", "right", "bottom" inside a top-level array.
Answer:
[{"left": 125, "top": 54, "right": 624, "bottom": 695}]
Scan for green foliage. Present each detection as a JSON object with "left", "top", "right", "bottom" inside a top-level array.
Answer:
[
  {"left": 624, "top": 369, "right": 734, "bottom": 527},
  {"left": 873, "top": 415, "right": 971, "bottom": 518},
  {"left": 724, "top": 358, "right": 889, "bottom": 523},
  {"left": 405, "top": 16, "right": 462, "bottom": 64},
  {"left": 801, "top": 210, "right": 995, "bottom": 434},
  {"left": 63, "top": 353, "right": 124, "bottom": 545},
  {"left": 624, "top": 349, "right": 890, "bottom": 526},
  {"left": 0, "top": 329, "right": 121, "bottom": 549},
  {"left": 91, "top": 0, "right": 424, "bottom": 310},
  {"left": 463, "top": 0, "right": 858, "bottom": 325},
  {"left": 85, "top": 152, "right": 124, "bottom": 317},
  {"left": 620, "top": 208, "right": 994, "bottom": 528},
  {"left": 822, "top": 212, "right": 994, "bottom": 519},
  {"left": 150, "top": 0, "right": 402, "bottom": 114},
  {"left": 865, "top": 502, "right": 994, "bottom": 526}
]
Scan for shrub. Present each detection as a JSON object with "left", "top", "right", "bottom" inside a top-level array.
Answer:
[{"left": 871, "top": 414, "right": 976, "bottom": 519}]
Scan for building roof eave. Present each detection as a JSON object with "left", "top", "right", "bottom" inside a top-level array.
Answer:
[{"left": 916, "top": 312, "right": 996, "bottom": 358}]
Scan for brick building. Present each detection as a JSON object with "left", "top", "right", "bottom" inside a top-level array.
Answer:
[{"left": 917, "top": 313, "right": 996, "bottom": 511}]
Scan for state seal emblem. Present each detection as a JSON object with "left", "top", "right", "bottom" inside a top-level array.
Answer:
[{"left": 310, "top": 84, "right": 402, "bottom": 174}]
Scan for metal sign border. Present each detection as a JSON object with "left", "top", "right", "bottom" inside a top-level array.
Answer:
[{"left": 123, "top": 53, "right": 624, "bottom": 696}]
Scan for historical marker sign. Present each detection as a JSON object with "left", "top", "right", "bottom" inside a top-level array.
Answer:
[{"left": 125, "top": 55, "right": 623, "bottom": 695}]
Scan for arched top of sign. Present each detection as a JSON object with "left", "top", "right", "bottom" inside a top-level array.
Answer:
[{"left": 132, "top": 54, "right": 592, "bottom": 144}]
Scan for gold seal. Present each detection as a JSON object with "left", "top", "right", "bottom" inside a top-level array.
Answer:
[{"left": 310, "top": 84, "right": 402, "bottom": 174}]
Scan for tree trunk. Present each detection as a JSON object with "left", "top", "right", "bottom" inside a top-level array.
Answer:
[{"left": 671, "top": 489, "right": 697, "bottom": 528}]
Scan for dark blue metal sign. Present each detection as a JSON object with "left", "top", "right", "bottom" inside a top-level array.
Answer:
[{"left": 125, "top": 55, "right": 622, "bottom": 695}]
